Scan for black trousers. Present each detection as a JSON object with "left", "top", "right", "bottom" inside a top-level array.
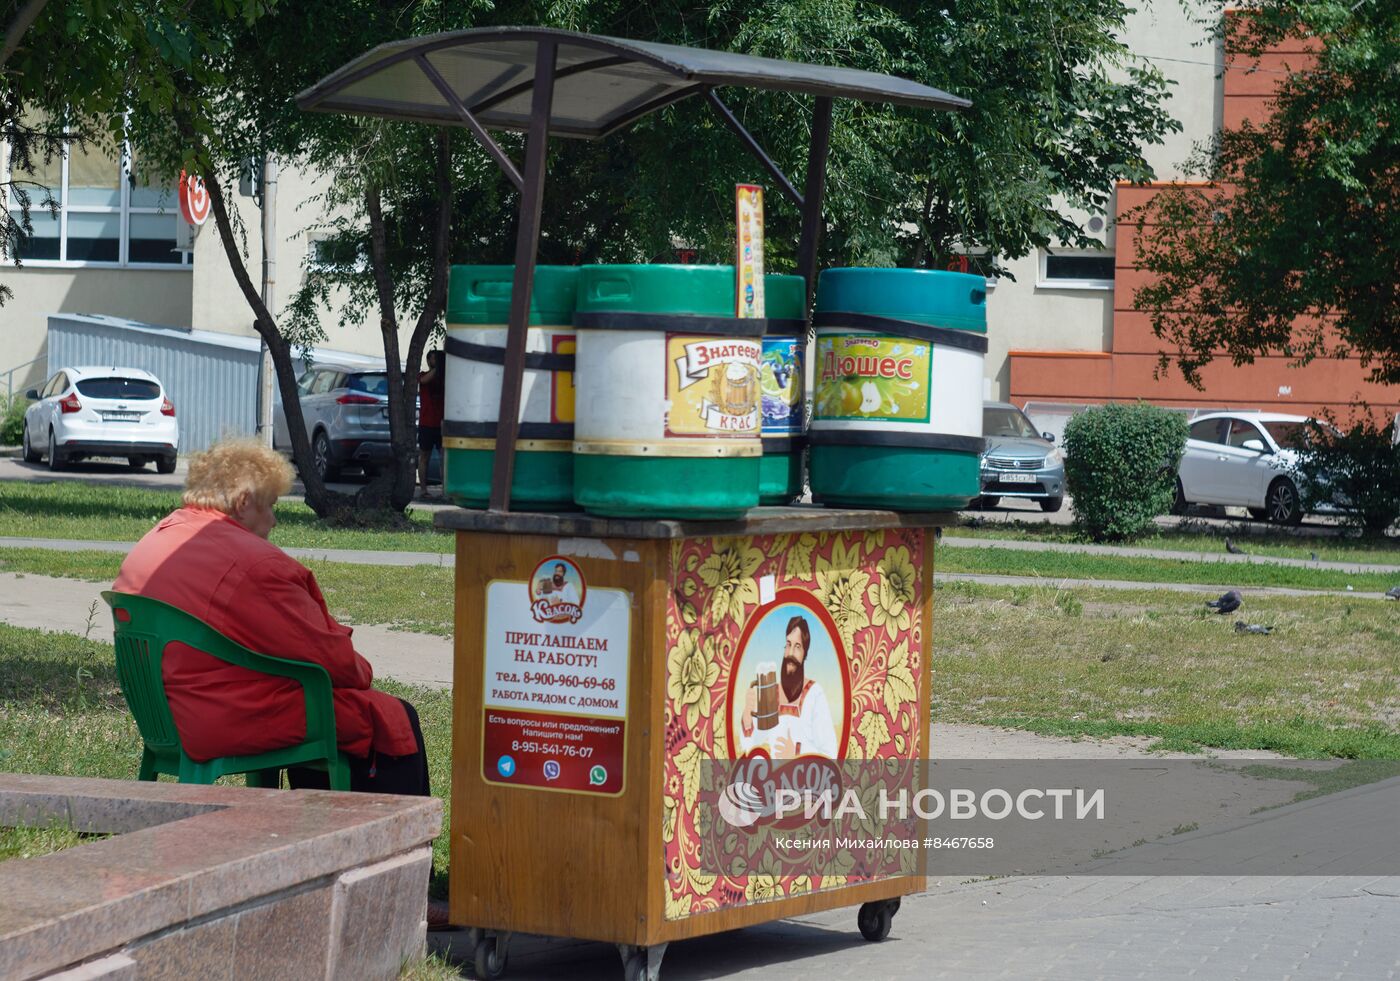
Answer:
[{"left": 288, "top": 697, "right": 430, "bottom": 796}]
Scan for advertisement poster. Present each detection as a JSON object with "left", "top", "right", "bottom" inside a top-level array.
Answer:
[
  {"left": 760, "top": 337, "right": 805, "bottom": 436},
  {"left": 735, "top": 183, "right": 766, "bottom": 319},
  {"left": 665, "top": 335, "right": 762, "bottom": 438},
  {"left": 550, "top": 334, "right": 576, "bottom": 425},
  {"left": 481, "top": 556, "right": 631, "bottom": 796},
  {"left": 814, "top": 334, "right": 932, "bottom": 423},
  {"left": 661, "top": 529, "right": 926, "bottom": 919}
]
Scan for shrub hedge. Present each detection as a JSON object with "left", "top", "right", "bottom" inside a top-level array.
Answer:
[{"left": 1063, "top": 402, "right": 1188, "bottom": 542}]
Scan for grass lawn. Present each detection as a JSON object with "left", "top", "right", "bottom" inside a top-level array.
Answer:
[
  {"left": 951, "top": 519, "right": 1400, "bottom": 566},
  {"left": 0, "top": 481, "right": 453, "bottom": 553},
  {"left": 933, "top": 579, "right": 1400, "bottom": 758},
  {"left": 935, "top": 543, "right": 1400, "bottom": 593}
]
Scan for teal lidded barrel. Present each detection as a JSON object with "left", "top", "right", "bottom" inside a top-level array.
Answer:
[
  {"left": 809, "top": 268, "right": 987, "bottom": 510},
  {"left": 442, "top": 265, "right": 579, "bottom": 509},
  {"left": 573, "top": 265, "right": 764, "bottom": 519},
  {"left": 759, "top": 274, "right": 808, "bottom": 505}
]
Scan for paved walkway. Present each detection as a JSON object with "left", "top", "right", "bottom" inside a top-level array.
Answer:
[
  {"left": 941, "top": 533, "right": 1400, "bottom": 574},
  {"left": 2, "top": 538, "right": 1393, "bottom": 601}
]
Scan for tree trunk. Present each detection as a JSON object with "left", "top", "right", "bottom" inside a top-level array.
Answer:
[
  {"left": 204, "top": 170, "right": 347, "bottom": 519},
  {"left": 356, "top": 130, "right": 453, "bottom": 515}
]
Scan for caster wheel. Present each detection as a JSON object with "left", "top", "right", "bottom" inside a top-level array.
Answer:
[
  {"left": 623, "top": 951, "right": 646, "bottom": 981},
  {"left": 474, "top": 937, "right": 508, "bottom": 979},
  {"left": 858, "top": 900, "right": 894, "bottom": 942}
]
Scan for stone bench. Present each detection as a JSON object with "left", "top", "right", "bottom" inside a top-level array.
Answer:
[{"left": 0, "top": 773, "right": 442, "bottom": 980}]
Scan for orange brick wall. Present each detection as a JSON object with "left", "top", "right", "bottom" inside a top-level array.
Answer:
[{"left": 1010, "top": 17, "right": 1397, "bottom": 419}]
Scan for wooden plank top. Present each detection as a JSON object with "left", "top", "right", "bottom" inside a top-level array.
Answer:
[{"left": 432, "top": 505, "right": 960, "bottom": 539}]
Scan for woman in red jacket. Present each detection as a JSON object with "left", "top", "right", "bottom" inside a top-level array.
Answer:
[{"left": 113, "top": 438, "right": 428, "bottom": 795}]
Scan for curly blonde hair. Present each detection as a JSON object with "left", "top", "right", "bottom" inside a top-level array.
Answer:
[{"left": 183, "top": 438, "right": 294, "bottom": 513}]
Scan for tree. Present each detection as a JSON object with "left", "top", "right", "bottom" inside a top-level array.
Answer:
[{"left": 1130, "top": 1, "right": 1399, "bottom": 388}]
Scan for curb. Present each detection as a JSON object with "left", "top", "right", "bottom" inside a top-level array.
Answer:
[{"left": 0, "top": 446, "right": 19, "bottom": 459}]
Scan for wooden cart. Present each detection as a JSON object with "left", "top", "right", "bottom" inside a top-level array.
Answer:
[{"left": 437, "top": 507, "right": 951, "bottom": 980}]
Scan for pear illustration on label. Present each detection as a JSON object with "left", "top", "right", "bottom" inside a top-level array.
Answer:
[{"left": 859, "top": 381, "right": 881, "bottom": 414}]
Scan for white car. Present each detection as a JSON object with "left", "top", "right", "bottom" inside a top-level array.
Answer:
[
  {"left": 22, "top": 366, "right": 179, "bottom": 473},
  {"left": 1174, "top": 411, "right": 1319, "bottom": 525}
]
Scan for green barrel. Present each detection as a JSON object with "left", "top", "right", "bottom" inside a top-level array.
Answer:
[
  {"left": 759, "top": 274, "right": 808, "bottom": 505},
  {"left": 572, "top": 265, "right": 764, "bottom": 519},
  {"left": 809, "top": 268, "right": 987, "bottom": 510},
  {"left": 442, "top": 265, "right": 579, "bottom": 510}
]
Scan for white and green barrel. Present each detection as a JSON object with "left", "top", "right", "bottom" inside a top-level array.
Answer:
[
  {"left": 572, "top": 265, "right": 767, "bottom": 519},
  {"left": 442, "top": 265, "right": 579, "bottom": 510},
  {"left": 759, "top": 274, "right": 808, "bottom": 505},
  {"left": 809, "top": 268, "right": 986, "bottom": 510}
]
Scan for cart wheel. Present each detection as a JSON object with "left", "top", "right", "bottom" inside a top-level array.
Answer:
[
  {"left": 474, "top": 937, "right": 508, "bottom": 979},
  {"left": 623, "top": 951, "right": 647, "bottom": 981},
  {"left": 858, "top": 900, "right": 895, "bottom": 942}
]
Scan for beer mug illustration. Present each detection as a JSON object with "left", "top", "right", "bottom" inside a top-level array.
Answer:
[
  {"left": 754, "top": 661, "right": 779, "bottom": 731},
  {"left": 720, "top": 362, "right": 757, "bottom": 417}
]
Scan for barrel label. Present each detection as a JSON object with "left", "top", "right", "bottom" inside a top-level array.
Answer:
[
  {"left": 814, "top": 334, "right": 931, "bottom": 423},
  {"left": 550, "top": 333, "right": 576, "bottom": 424},
  {"left": 761, "top": 337, "right": 805, "bottom": 436},
  {"left": 666, "top": 335, "right": 763, "bottom": 437}
]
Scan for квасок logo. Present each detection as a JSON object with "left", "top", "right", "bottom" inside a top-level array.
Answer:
[{"left": 528, "top": 556, "right": 586, "bottom": 624}]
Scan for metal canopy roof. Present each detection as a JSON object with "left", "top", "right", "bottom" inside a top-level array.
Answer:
[{"left": 295, "top": 26, "right": 970, "bottom": 139}]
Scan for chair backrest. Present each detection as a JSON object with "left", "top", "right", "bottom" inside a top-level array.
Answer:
[{"left": 101, "top": 591, "right": 341, "bottom": 755}]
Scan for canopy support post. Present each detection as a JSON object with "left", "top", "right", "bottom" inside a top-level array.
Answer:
[
  {"left": 704, "top": 89, "right": 804, "bottom": 209},
  {"left": 796, "top": 96, "right": 833, "bottom": 313},
  {"left": 415, "top": 54, "right": 524, "bottom": 191},
  {"left": 489, "top": 40, "right": 558, "bottom": 512}
]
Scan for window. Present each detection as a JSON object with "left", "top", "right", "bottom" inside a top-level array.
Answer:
[
  {"left": 348, "top": 372, "right": 388, "bottom": 396},
  {"left": 3, "top": 132, "right": 191, "bottom": 268},
  {"left": 983, "top": 406, "right": 1038, "bottom": 439},
  {"left": 75, "top": 377, "right": 161, "bottom": 400},
  {"left": 1038, "top": 249, "right": 1114, "bottom": 290},
  {"left": 1189, "top": 419, "right": 1225, "bottom": 444},
  {"left": 1225, "top": 419, "right": 1266, "bottom": 449}
]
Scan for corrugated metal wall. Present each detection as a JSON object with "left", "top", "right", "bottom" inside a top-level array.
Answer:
[{"left": 47, "top": 315, "right": 383, "bottom": 454}]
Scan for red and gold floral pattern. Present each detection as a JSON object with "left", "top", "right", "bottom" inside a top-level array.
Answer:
[{"left": 662, "top": 528, "right": 926, "bottom": 920}]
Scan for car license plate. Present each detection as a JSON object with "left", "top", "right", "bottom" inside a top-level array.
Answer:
[
  {"left": 101, "top": 411, "right": 141, "bottom": 422},
  {"left": 1000, "top": 472, "right": 1036, "bottom": 483}
]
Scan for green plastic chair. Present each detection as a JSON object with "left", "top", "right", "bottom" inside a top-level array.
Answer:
[{"left": 102, "top": 591, "right": 352, "bottom": 791}]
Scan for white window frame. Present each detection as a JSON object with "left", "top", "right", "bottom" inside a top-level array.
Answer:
[
  {"left": 306, "top": 231, "right": 367, "bottom": 274},
  {"left": 2, "top": 138, "right": 192, "bottom": 271},
  {"left": 1037, "top": 248, "right": 1114, "bottom": 291}
]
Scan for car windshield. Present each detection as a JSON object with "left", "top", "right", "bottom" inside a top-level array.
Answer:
[
  {"left": 74, "top": 377, "right": 161, "bottom": 400},
  {"left": 983, "top": 407, "right": 1039, "bottom": 439},
  {"left": 348, "top": 373, "right": 388, "bottom": 396}
]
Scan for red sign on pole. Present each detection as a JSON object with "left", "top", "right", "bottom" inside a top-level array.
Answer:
[{"left": 178, "top": 171, "right": 210, "bottom": 226}]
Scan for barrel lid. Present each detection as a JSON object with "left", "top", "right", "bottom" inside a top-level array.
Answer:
[
  {"left": 814, "top": 267, "right": 986, "bottom": 332},
  {"left": 447, "top": 265, "right": 580, "bottom": 325},
  {"left": 577, "top": 264, "right": 745, "bottom": 317},
  {"left": 765, "top": 274, "right": 806, "bottom": 323}
]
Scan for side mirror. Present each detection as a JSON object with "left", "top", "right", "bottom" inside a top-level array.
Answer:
[
  {"left": 1241, "top": 438, "right": 1267, "bottom": 453},
  {"left": 23, "top": 388, "right": 39, "bottom": 400},
  {"left": 1042, "top": 431, "right": 1055, "bottom": 443}
]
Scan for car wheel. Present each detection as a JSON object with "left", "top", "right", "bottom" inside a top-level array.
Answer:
[
  {"left": 127, "top": 456, "right": 149, "bottom": 470},
  {"left": 978, "top": 495, "right": 1000, "bottom": 510},
  {"left": 1266, "top": 478, "right": 1303, "bottom": 526},
  {"left": 21, "top": 423, "right": 41, "bottom": 463},
  {"left": 46, "top": 429, "right": 65, "bottom": 472},
  {"left": 312, "top": 430, "right": 341, "bottom": 482},
  {"left": 1170, "top": 478, "right": 1189, "bottom": 516},
  {"left": 1247, "top": 507, "right": 1269, "bottom": 522},
  {"left": 156, "top": 454, "right": 177, "bottom": 475},
  {"left": 1039, "top": 496, "right": 1064, "bottom": 513}
]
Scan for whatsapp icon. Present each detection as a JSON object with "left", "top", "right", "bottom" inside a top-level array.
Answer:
[{"left": 588, "top": 764, "right": 608, "bottom": 786}]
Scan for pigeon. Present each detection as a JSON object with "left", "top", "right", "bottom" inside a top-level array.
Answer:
[
  {"left": 1385, "top": 585, "right": 1400, "bottom": 601},
  {"left": 1225, "top": 537, "right": 1247, "bottom": 555},
  {"left": 1206, "top": 590, "right": 1243, "bottom": 614},
  {"left": 1310, "top": 551, "right": 1319, "bottom": 562},
  {"left": 1234, "top": 621, "right": 1272, "bottom": 635}
]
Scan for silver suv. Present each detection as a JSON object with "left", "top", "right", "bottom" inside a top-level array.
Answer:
[{"left": 274, "top": 365, "right": 391, "bottom": 481}]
